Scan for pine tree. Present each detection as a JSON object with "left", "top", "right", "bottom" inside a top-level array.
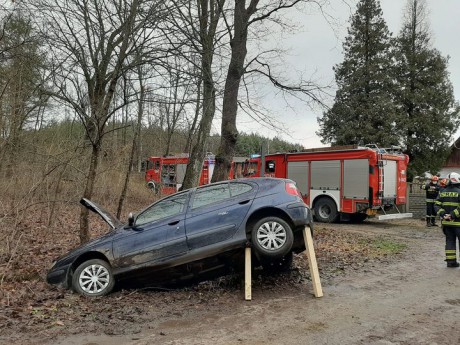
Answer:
[
  {"left": 318, "top": 0, "right": 398, "bottom": 147},
  {"left": 394, "top": 0, "right": 460, "bottom": 179}
]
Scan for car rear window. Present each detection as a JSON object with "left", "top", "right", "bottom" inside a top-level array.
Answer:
[
  {"left": 229, "top": 182, "right": 253, "bottom": 197},
  {"left": 192, "top": 184, "right": 231, "bottom": 209}
]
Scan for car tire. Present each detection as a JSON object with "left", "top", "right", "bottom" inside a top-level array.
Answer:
[
  {"left": 251, "top": 217, "right": 294, "bottom": 259},
  {"left": 72, "top": 259, "right": 115, "bottom": 297},
  {"left": 314, "top": 197, "right": 339, "bottom": 223},
  {"left": 261, "top": 252, "right": 293, "bottom": 273}
]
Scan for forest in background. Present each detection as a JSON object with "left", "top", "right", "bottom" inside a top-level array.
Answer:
[{"left": 1, "top": 0, "right": 459, "bottom": 286}]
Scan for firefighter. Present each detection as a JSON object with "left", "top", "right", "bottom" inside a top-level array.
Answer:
[
  {"left": 422, "top": 175, "right": 440, "bottom": 226},
  {"left": 434, "top": 172, "right": 460, "bottom": 268}
]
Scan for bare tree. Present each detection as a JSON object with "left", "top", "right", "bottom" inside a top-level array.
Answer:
[
  {"left": 184, "top": 73, "right": 202, "bottom": 153},
  {"left": 166, "top": 0, "right": 227, "bottom": 190},
  {"left": 0, "top": 12, "right": 49, "bottom": 175},
  {"left": 157, "top": 57, "right": 194, "bottom": 156},
  {"left": 212, "top": 0, "right": 328, "bottom": 182},
  {"left": 117, "top": 63, "right": 146, "bottom": 219},
  {"left": 29, "top": 0, "right": 169, "bottom": 243}
]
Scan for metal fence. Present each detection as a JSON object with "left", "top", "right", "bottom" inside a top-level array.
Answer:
[
  {"left": 408, "top": 181, "right": 425, "bottom": 195},
  {"left": 407, "top": 182, "right": 426, "bottom": 219}
]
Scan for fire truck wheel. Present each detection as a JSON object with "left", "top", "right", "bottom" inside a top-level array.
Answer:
[
  {"left": 251, "top": 217, "right": 294, "bottom": 259},
  {"left": 314, "top": 197, "right": 339, "bottom": 223}
]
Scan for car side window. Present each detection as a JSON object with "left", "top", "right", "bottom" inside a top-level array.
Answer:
[
  {"left": 229, "top": 182, "right": 253, "bottom": 197},
  {"left": 191, "top": 183, "right": 231, "bottom": 209},
  {"left": 135, "top": 193, "right": 188, "bottom": 226}
]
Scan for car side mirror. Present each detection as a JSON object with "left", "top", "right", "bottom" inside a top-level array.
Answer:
[{"left": 128, "top": 212, "right": 135, "bottom": 227}]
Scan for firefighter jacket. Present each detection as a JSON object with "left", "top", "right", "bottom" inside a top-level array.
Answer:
[
  {"left": 434, "top": 184, "right": 460, "bottom": 227},
  {"left": 422, "top": 182, "right": 439, "bottom": 202}
]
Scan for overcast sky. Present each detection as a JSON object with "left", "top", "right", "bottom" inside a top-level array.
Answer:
[{"left": 232, "top": 0, "right": 460, "bottom": 149}]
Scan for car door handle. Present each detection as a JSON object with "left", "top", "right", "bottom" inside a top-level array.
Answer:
[
  {"left": 168, "top": 220, "right": 180, "bottom": 226},
  {"left": 218, "top": 211, "right": 228, "bottom": 216},
  {"left": 239, "top": 200, "right": 250, "bottom": 205}
]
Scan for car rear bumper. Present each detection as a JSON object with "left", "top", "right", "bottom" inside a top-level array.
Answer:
[{"left": 286, "top": 202, "right": 313, "bottom": 228}]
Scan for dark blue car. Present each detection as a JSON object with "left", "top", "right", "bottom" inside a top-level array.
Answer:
[{"left": 47, "top": 178, "right": 313, "bottom": 297}]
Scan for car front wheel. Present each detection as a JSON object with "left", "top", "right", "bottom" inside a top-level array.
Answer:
[
  {"left": 72, "top": 259, "right": 115, "bottom": 297},
  {"left": 251, "top": 217, "right": 294, "bottom": 259}
]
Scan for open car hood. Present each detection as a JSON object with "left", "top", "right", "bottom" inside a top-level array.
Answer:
[{"left": 80, "top": 198, "right": 123, "bottom": 230}]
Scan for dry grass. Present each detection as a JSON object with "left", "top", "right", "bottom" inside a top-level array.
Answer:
[{"left": 0, "top": 153, "right": 158, "bottom": 287}]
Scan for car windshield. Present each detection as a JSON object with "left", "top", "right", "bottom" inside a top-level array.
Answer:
[{"left": 135, "top": 193, "right": 188, "bottom": 225}]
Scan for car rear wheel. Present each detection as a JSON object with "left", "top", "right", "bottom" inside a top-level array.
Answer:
[
  {"left": 251, "top": 217, "right": 294, "bottom": 259},
  {"left": 72, "top": 259, "right": 115, "bottom": 297}
]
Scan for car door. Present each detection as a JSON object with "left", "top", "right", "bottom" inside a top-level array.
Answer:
[
  {"left": 185, "top": 181, "right": 257, "bottom": 250},
  {"left": 112, "top": 192, "right": 189, "bottom": 269}
]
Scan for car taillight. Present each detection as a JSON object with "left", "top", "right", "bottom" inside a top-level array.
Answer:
[{"left": 285, "top": 182, "right": 300, "bottom": 197}]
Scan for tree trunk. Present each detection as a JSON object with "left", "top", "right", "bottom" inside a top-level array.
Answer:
[
  {"left": 181, "top": 0, "right": 222, "bottom": 189},
  {"left": 117, "top": 83, "right": 145, "bottom": 219},
  {"left": 182, "top": 55, "right": 216, "bottom": 189},
  {"left": 117, "top": 129, "right": 137, "bottom": 220},
  {"left": 79, "top": 143, "right": 101, "bottom": 244},
  {"left": 184, "top": 78, "right": 202, "bottom": 153},
  {"left": 212, "top": 0, "right": 250, "bottom": 182}
]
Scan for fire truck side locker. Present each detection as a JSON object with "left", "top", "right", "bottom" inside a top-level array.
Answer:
[
  {"left": 382, "top": 160, "right": 397, "bottom": 199},
  {"left": 343, "top": 159, "right": 369, "bottom": 201}
]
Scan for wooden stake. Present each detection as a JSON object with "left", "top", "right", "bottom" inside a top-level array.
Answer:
[
  {"left": 245, "top": 246, "right": 252, "bottom": 301},
  {"left": 303, "top": 225, "right": 323, "bottom": 298}
]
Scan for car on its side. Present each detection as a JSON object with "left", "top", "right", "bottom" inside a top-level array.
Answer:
[{"left": 47, "top": 178, "right": 313, "bottom": 297}]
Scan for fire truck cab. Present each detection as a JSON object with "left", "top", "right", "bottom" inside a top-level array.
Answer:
[
  {"left": 145, "top": 154, "right": 215, "bottom": 194},
  {"left": 241, "top": 145, "right": 412, "bottom": 222}
]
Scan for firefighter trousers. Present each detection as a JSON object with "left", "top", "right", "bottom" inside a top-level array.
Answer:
[
  {"left": 444, "top": 226, "right": 460, "bottom": 263},
  {"left": 426, "top": 202, "right": 436, "bottom": 225}
]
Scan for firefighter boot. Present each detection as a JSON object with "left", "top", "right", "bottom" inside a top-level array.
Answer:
[
  {"left": 426, "top": 218, "right": 432, "bottom": 227},
  {"left": 446, "top": 260, "right": 460, "bottom": 268},
  {"left": 431, "top": 220, "right": 438, "bottom": 227}
]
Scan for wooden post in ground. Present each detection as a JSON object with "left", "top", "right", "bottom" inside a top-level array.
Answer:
[
  {"left": 245, "top": 246, "right": 252, "bottom": 300},
  {"left": 303, "top": 225, "right": 323, "bottom": 298}
]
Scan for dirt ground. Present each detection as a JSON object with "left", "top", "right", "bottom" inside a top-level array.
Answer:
[{"left": 2, "top": 218, "right": 460, "bottom": 345}]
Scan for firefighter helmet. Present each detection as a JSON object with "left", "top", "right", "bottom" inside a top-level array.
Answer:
[
  {"left": 448, "top": 172, "right": 460, "bottom": 184},
  {"left": 431, "top": 176, "right": 439, "bottom": 182}
]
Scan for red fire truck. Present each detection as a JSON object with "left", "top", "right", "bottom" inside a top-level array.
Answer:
[
  {"left": 144, "top": 154, "right": 218, "bottom": 194},
  {"left": 238, "top": 145, "right": 412, "bottom": 222}
]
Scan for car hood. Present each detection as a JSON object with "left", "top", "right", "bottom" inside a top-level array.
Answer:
[{"left": 80, "top": 198, "right": 123, "bottom": 230}]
